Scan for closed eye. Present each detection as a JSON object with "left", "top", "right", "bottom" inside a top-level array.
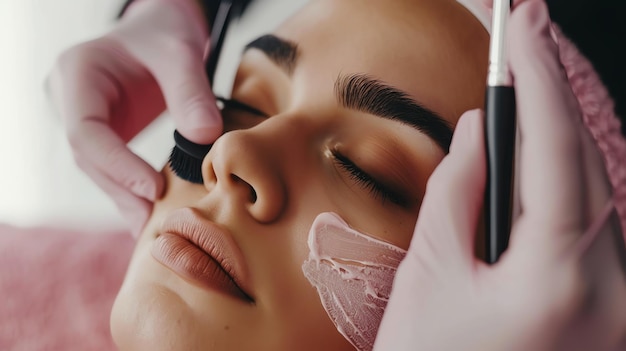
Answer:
[
  {"left": 216, "top": 96, "right": 268, "bottom": 117},
  {"left": 330, "top": 149, "right": 406, "bottom": 206}
]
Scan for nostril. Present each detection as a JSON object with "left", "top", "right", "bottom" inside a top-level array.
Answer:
[{"left": 230, "top": 174, "right": 257, "bottom": 203}]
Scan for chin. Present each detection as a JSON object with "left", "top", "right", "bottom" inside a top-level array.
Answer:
[
  {"left": 110, "top": 250, "right": 250, "bottom": 350},
  {"left": 110, "top": 281, "right": 197, "bottom": 350}
]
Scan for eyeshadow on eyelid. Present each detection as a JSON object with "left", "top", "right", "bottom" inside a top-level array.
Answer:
[{"left": 350, "top": 136, "right": 422, "bottom": 197}]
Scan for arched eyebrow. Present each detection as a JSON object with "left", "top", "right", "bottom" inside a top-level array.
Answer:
[
  {"left": 243, "top": 35, "right": 453, "bottom": 152},
  {"left": 334, "top": 74, "right": 453, "bottom": 152}
]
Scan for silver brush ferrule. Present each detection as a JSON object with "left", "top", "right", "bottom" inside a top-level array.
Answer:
[{"left": 487, "top": 0, "right": 512, "bottom": 86}]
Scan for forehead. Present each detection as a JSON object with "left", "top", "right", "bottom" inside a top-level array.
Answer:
[{"left": 272, "top": 0, "right": 489, "bottom": 124}]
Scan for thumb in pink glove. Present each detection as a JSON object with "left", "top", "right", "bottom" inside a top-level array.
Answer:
[{"left": 374, "top": 1, "right": 626, "bottom": 350}]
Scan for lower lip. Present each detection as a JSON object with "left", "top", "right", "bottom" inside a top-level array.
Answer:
[{"left": 151, "top": 233, "right": 246, "bottom": 299}]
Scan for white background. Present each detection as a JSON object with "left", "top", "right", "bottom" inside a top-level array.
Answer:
[{"left": 0, "top": 0, "right": 306, "bottom": 230}]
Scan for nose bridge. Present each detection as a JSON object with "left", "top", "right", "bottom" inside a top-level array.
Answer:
[
  {"left": 202, "top": 113, "right": 314, "bottom": 223},
  {"left": 249, "top": 111, "right": 316, "bottom": 146},
  {"left": 219, "top": 112, "right": 313, "bottom": 171}
]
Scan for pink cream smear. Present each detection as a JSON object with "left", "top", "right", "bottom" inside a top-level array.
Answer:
[{"left": 301, "top": 212, "right": 407, "bottom": 351}]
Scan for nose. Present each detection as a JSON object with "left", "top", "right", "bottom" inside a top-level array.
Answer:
[{"left": 201, "top": 128, "right": 287, "bottom": 223}]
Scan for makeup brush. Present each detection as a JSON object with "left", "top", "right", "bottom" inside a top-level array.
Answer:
[
  {"left": 168, "top": 130, "right": 212, "bottom": 184},
  {"left": 484, "top": 0, "right": 516, "bottom": 263},
  {"left": 169, "top": 0, "right": 254, "bottom": 184}
]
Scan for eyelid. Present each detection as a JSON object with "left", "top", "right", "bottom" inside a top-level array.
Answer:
[
  {"left": 330, "top": 149, "right": 406, "bottom": 206},
  {"left": 216, "top": 96, "right": 268, "bottom": 117}
]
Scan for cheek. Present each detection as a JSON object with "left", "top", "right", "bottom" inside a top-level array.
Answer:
[
  {"left": 161, "top": 168, "right": 206, "bottom": 207},
  {"left": 301, "top": 212, "right": 407, "bottom": 350},
  {"left": 249, "top": 216, "right": 359, "bottom": 351}
]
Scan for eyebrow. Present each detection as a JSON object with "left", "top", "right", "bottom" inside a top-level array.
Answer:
[
  {"left": 335, "top": 74, "right": 453, "bottom": 152},
  {"left": 244, "top": 34, "right": 299, "bottom": 75},
  {"left": 243, "top": 35, "right": 453, "bottom": 152}
]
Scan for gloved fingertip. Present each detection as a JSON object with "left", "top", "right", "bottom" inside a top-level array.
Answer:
[
  {"left": 508, "top": 0, "right": 560, "bottom": 81},
  {"left": 128, "top": 212, "right": 149, "bottom": 239},
  {"left": 131, "top": 178, "right": 160, "bottom": 201},
  {"left": 528, "top": 0, "right": 550, "bottom": 31},
  {"left": 450, "top": 109, "right": 483, "bottom": 155},
  {"left": 188, "top": 125, "right": 223, "bottom": 144},
  {"left": 179, "top": 105, "right": 224, "bottom": 144},
  {"left": 510, "top": 0, "right": 551, "bottom": 40},
  {"left": 118, "top": 200, "right": 152, "bottom": 239},
  {"left": 153, "top": 173, "right": 166, "bottom": 200}
]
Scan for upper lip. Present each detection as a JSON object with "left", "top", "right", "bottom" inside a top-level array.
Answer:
[{"left": 160, "top": 207, "right": 254, "bottom": 300}]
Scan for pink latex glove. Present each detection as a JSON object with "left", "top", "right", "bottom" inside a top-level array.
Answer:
[
  {"left": 46, "top": 0, "right": 223, "bottom": 236},
  {"left": 374, "top": 1, "right": 626, "bottom": 350}
]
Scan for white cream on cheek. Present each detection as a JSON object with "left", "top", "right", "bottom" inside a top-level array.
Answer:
[{"left": 301, "top": 212, "right": 407, "bottom": 351}]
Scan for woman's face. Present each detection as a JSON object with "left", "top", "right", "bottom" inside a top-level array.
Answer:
[{"left": 111, "top": 0, "right": 488, "bottom": 349}]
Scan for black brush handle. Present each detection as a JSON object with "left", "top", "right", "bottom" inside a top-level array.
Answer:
[
  {"left": 205, "top": 0, "right": 234, "bottom": 85},
  {"left": 174, "top": 130, "right": 212, "bottom": 159},
  {"left": 484, "top": 85, "right": 516, "bottom": 264}
]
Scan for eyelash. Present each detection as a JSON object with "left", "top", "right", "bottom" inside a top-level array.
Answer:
[
  {"left": 197, "top": 97, "right": 403, "bottom": 206},
  {"left": 331, "top": 150, "right": 404, "bottom": 206},
  {"left": 216, "top": 96, "right": 267, "bottom": 117}
]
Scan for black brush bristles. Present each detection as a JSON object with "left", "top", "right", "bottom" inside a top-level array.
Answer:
[
  {"left": 168, "top": 145, "right": 204, "bottom": 184},
  {"left": 168, "top": 130, "right": 212, "bottom": 184},
  {"left": 170, "top": 0, "right": 256, "bottom": 184}
]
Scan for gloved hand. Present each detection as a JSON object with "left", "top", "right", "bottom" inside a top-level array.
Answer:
[
  {"left": 374, "top": 1, "right": 626, "bottom": 350},
  {"left": 46, "top": 0, "right": 222, "bottom": 236}
]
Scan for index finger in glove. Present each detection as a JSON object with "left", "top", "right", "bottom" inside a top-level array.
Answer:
[
  {"left": 50, "top": 48, "right": 165, "bottom": 202},
  {"left": 509, "top": 0, "right": 585, "bottom": 238},
  {"left": 116, "top": 0, "right": 223, "bottom": 145},
  {"left": 149, "top": 44, "right": 223, "bottom": 144}
]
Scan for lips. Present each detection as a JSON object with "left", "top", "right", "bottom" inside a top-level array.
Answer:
[{"left": 151, "top": 207, "right": 253, "bottom": 302}]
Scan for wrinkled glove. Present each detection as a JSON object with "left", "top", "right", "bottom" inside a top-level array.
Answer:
[
  {"left": 374, "top": 1, "right": 626, "bottom": 350},
  {"left": 47, "top": 0, "right": 222, "bottom": 235}
]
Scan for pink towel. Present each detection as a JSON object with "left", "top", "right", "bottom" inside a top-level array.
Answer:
[{"left": 0, "top": 226, "right": 133, "bottom": 350}]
